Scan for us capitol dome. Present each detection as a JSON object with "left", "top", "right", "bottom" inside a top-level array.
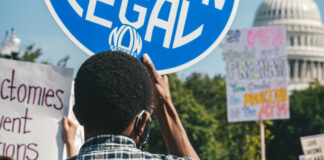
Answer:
[{"left": 254, "top": 0, "right": 324, "bottom": 91}]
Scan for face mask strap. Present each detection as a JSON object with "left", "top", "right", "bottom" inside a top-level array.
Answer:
[
  {"left": 135, "top": 110, "right": 146, "bottom": 128},
  {"left": 135, "top": 106, "right": 155, "bottom": 127},
  {"left": 135, "top": 106, "right": 154, "bottom": 149}
]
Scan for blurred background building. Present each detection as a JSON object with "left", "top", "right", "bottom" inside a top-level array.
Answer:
[
  {"left": 0, "top": 28, "right": 21, "bottom": 59},
  {"left": 254, "top": 0, "right": 324, "bottom": 91}
]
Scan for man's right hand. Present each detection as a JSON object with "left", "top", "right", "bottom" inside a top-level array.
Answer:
[{"left": 142, "top": 54, "right": 200, "bottom": 160}]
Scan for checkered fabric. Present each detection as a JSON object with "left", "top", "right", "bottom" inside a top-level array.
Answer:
[{"left": 67, "top": 135, "right": 194, "bottom": 160}]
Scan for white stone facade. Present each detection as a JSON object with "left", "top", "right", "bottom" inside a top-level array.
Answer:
[
  {"left": 254, "top": 0, "right": 324, "bottom": 91},
  {"left": 0, "top": 28, "right": 21, "bottom": 56}
]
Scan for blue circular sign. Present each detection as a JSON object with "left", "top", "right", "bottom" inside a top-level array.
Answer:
[{"left": 45, "top": 0, "right": 239, "bottom": 74}]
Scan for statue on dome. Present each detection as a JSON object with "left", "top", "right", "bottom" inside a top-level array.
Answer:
[{"left": 0, "top": 28, "right": 21, "bottom": 60}]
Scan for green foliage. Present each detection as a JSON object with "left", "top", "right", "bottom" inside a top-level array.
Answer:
[
  {"left": 145, "top": 74, "right": 223, "bottom": 159},
  {"left": 267, "top": 84, "right": 324, "bottom": 160},
  {"left": 22, "top": 45, "right": 42, "bottom": 62},
  {"left": 185, "top": 73, "right": 273, "bottom": 160},
  {"left": 0, "top": 44, "right": 69, "bottom": 67},
  {"left": 145, "top": 73, "right": 272, "bottom": 160},
  {"left": 57, "top": 55, "right": 70, "bottom": 67}
]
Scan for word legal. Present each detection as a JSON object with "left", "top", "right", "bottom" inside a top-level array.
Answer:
[{"left": 71, "top": 0, "right": 226, "bottom": 49}]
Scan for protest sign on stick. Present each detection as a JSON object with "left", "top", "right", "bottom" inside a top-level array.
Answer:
[
  {"left": 224, "top": 26, "right": 289, "bottom": 122},
  {"left": 0, "top": 59, "right": 73, "bottom": 160},
  {"left": 224, "top": 26, "right": 290, "bottom": 160}
]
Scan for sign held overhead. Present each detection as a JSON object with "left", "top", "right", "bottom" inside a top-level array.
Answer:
[{"left": 45, "top": 0, "right": 239, "bottom": 74}]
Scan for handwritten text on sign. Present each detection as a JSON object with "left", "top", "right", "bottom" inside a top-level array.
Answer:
[
  {"left": 301, "top": 134, "right": 324, "bottom": 160},
  {"left": 224, "top": 27, "right": 290, "bottom": 122},
  {"left": 0, "top": 59, "right": 73, "bottom": 160}
]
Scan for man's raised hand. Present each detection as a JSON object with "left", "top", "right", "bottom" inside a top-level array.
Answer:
[{"left": 142, "top": 54, "right": 171, "bottom": 109}]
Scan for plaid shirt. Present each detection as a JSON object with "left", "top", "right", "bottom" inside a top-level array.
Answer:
[{"left": 67, "top": 135, "right": 194, "bottom": 160}]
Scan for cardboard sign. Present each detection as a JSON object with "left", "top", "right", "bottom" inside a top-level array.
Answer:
[
  {"left": 45, "top": 0, "right": 239, "bottom": 74},
  {"left": 301, "top": 134, "right": 324, "bottom": 160},
  {"left": 224, "top": 27, "right": 289, "bottom": 122},
  {"left": 0, "top": 59, "right": 73, "bottom": 160}
]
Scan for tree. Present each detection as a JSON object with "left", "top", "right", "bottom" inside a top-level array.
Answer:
[
  {"left": 1, "top": 44, "right": 70, "bottom": 67},
  {"left": 267, "top": 83, "right": 324, "bottom": 160},
  {"left": 185, "top": 73, "right": 273, "bottom": 160},
  {"left": 22, "top": 45, "right": 42, "bottom": 62},
  {"left": 145, "top": 73, "right": 274, "bottom": 160},
  {"left": 57, "top": 55, "right": 70, "bottom": 67},
  {"left": 144, "top": 74, "right": 225, "bottom": 160}
]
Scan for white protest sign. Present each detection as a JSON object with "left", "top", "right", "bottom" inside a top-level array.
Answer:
[
  {"left": 301, "top": 134, "right": 324, "bottom": 160},
  {"left": 0, "top": 59, "right": 73, "bottom": 160},
  {"left": 300, "top": 155, "right": 306, "bottom": 160},
  {"left": 224, "top": 26, "right": 289, "bottom": 122}
]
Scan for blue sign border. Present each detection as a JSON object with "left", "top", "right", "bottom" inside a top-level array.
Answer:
[{"left": 45, "top": 0, "right": 239, "bottom": 74}]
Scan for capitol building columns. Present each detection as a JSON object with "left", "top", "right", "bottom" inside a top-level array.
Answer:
[
  {"left": 289, "top": 59, "right": 324, "bottom": 82},
  {"left": 293, "top": 60, "right": 299, "bottom": 81},
  {"left": 254, "top": 0, "right": 324, "bottom": 91},
  {"left": 320, "top": 62, "right": 322, "bottom": 81},
  {"left": 303, "top": 60, "right": 309, "bottom": 81}
]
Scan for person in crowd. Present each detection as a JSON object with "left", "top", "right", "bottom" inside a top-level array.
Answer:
[{"left": 62, "top": 51, "right": 200, "bottom": 160}]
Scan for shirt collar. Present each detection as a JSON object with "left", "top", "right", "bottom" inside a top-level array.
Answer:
[{"left": 80, "top": 135, "right": 138, "bottom": 153}]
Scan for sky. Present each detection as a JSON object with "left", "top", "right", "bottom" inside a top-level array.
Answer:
[{"left": 1, "top": 0, "right": 324, "bottom": 79}]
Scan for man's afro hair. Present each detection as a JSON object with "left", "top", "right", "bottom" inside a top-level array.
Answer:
[{"left": 73, "top": 51, "right": 152, "bottom": 134}]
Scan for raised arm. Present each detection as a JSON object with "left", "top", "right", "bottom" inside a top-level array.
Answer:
[{"left": 142, "top": 54, "right": 200, "bottom": 160}]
